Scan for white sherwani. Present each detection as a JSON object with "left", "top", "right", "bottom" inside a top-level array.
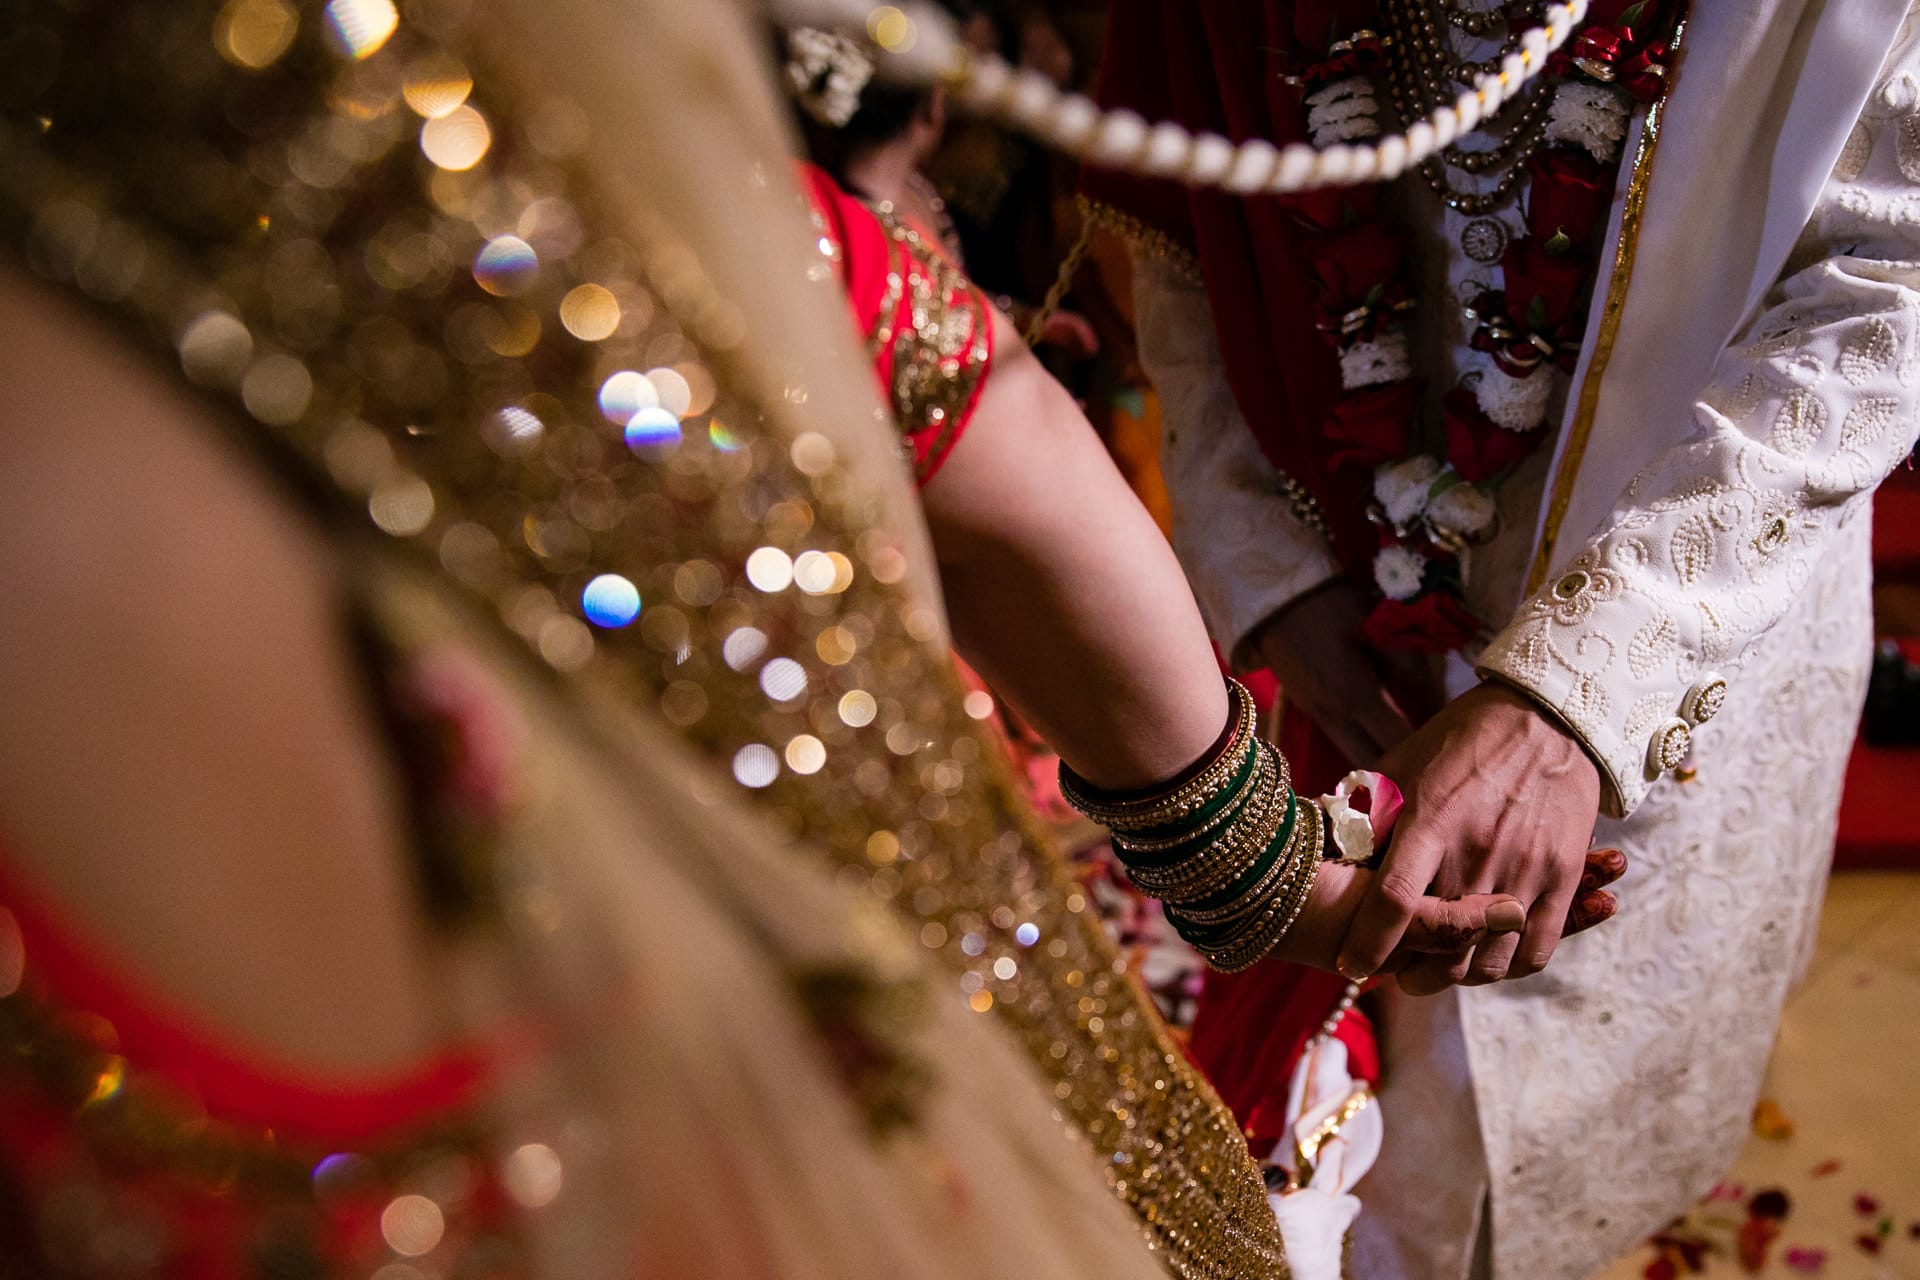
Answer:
[{"left": 1135, "top": 4, "right": 1920, "bottom": 1278}]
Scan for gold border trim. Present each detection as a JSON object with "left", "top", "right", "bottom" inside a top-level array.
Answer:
[
  {"left": 1525, "top": 12, "right": 1690, "bottom": 594},
  {"left": 1077, "top": 196, "right": 1205, "bottom": 284}
]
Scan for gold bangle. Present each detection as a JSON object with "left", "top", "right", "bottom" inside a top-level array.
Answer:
[
  {"left": 1132, "top": 772, "right": 1295, "bottom": 913},
  {"left": 1195, "top": 803, "right": 1325, "bottom": 973},
  {"left": 1059, "top": 679, "right": 1256, "bottom": 830},
  {"left": 1120, "top": 745, "right": 1288, "bottom": 898},
  {"left": 1117, "top": 737, "right": 1292, "bottom": 855}
]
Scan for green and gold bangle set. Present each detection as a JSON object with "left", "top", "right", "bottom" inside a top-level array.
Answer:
[{"left": 1059, "top": 678, "right": 1325, "bottom": 973}]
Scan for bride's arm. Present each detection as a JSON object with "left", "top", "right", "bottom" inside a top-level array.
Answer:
[
  {"left": 922, "top": 309, "right": 1226, "bottom": 792},
  {"left": 919, "top": 309, "right": 1540, "bottom": 966}
]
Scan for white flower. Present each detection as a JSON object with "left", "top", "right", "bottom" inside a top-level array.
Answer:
[
  {"left": 784, "top": 27, "right": 875, "bottom": 128},
  {"left": 1373, "top": 544, "right": 1427, "bottom": 600},
  {"left": 1427, "top": 480, "right": 1498, "bottom": 540},
  {"left": 1372, "top": 454, "right": 1442, "bottom": 526},
  {"left": 1338, "top": 332, "right": 1411, "bottom": 389},
  {"left": 1475, "top": 363, "right": 1552, "bottom": 432},
  {"left": 1545, "top": 81, "right": 1631, "bottom": 163},
  {"left": 1306, "top": 76, "right": 1380, "bottom": 146}
]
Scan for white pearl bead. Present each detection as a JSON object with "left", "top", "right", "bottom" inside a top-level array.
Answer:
[
  {"left": 1272, "top": 142, "right": 1316, "bottom": 191},
  {"left": 1454, "top": 88, "right": 1483, "bottom": 134},
  {"left": 1223, "top": 139, "right": 1280, "bottom": 193},
  {"left": 1185, "top": 132, "right": 1235, "bottom": 185},
  {"left": 1087, "top": 109, "right": 1148, "bottom": 167},
  {"left": 1429, "top": 108, "right": 1459, "bottom": 150},
  {"left": 1142, "top": 121, "right": 1192, "bottom": 177},
  {"left": 1008, "top": 68, "right": 1057, "bottom": 128},
  {"left": 1048, "top": 93, "right": 1100, "bottom": 154}
]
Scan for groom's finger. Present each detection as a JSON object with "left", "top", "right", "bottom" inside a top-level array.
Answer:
[
  {"left": 1336, "top": 814, "right": 1447, "bottom": 980},
  {"left": 1394, "top": 951, "right": 1472, "bottom": 997},
  {"left": 1395, "top": 893, "right": 1527, "bottom": 954},
  {"left": 1390, "top": 889, "right": 1527, "bottom": 996}
]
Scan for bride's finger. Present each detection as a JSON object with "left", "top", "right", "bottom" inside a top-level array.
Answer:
[
  {"left": 1580, "top": 847, "right": 1628, "bottom": 893},
  {"left": 1564, "top": 888, "right": 1618, "bottom": 936}
]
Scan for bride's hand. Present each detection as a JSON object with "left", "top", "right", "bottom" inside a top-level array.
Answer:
[
  {"left": 1269, "top": 846, "right": 1625, "bottom": 977},
  {"left": 1267, "top": 860, "right": 1527, "bottom": 973}
]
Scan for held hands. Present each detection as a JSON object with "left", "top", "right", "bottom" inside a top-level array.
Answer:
[
  {"left": 1274, "top": 846, "right": 1626, "bottom": 978},
  {"left": 1336, "top": 681, "right": 1607, "bottom": 992}
]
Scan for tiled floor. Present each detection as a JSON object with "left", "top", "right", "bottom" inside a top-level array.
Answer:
[{"left": 1592, "top": 871, "right": 1920, "bottom": 1280}]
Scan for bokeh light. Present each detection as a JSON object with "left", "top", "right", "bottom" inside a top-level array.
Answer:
[{"left": 580, "top": 573, "right": 641, "bottom": 628}]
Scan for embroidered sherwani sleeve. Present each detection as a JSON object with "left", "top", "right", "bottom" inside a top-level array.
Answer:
[
  {"left": 1480, "top": 200, "right": 1920, "bottom": 814},
  {"left": 1131, "top": 253, "right": 1343, "bottom": 668}
]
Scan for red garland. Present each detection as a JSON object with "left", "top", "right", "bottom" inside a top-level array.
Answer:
[
  {"left": 1360, "top": 592, "right": 1483, "bottom": 653},
  {"left": 1276, "top": 0, "right": 1678, "bottom": 651}
]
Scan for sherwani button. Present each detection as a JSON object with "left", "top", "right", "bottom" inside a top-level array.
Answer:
[
  {"left": 1682, "top": 675, "right": 1728, "bottom": 726},
  {"left": 1648, "top": 717, "right": 1693, "bottom": 775},
  {"left": 1552, "top": 570, "right": 1590, "bottom": 600}
]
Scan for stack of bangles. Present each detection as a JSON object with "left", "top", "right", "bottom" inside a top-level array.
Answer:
[{"left": 1059, "top": 677, "right": 1326, "bottom": 973}]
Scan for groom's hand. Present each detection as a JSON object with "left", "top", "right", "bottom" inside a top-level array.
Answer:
[
  {"left": 1247, "top": 577, "right": 1441, "bottom": 768},
  {"left": 1334, "top": 680, "right": 1602, "bottom": 987}
]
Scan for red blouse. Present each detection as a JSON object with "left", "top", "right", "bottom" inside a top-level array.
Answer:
[{"left": 800, "top": 164, "right": 996, "bottom": 487}]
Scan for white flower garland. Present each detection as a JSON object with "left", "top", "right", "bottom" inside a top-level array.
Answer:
[
  {"left": 1372, "top": 544, "right": 1429, "bottom": 600},
  {"left": 1372, "top": 454, "right": 1443, "bottom": 526},
  {"left": 1305, "top": 76, "right": 1382, "bottom": 147},
  {"left": 1339, "top": 331, "right": 1412, "bottom": 389},
  {"left": 1474, "top": 362, "right": 1553, "bottom": 431},
  {"left": 1428, "top": 478, "right": 1498, "bottom": 540},
  {"left": 1544, "top": 80, "right": 1632, "bottom": 163},
  {"left": 767, "top": 0, "right": 1592, "bottom": 196}
]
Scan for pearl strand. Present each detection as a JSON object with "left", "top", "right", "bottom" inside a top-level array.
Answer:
[
  {"left": 1317, "top": 980, "right": 1364, "bottom": 1039},
  {"left": 766, "top": 0, "right": 1591, "bottom": 194}
]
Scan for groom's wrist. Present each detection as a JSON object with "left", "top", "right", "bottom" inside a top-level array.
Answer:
[{"left": 1473, "top": 672, "right": 1613, "bottom": 815}]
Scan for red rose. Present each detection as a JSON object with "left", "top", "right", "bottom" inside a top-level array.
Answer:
[
  {"left": 1361, "top": 591, "right": 1483, "bottom": 654},
  {"left": 1527, "top": 149, "right": 1613, "bottom": 247},
  {"left": 1501, "top": 236, "right": 1591, "bottom": 330},
  {"left": 1310, "top": 222, "right": 1407, "bottom": 307},
  {"left": 1619, "top": 41, "right": 1674, "bottom": 101},
  {"left": 1324, "top": 381, "right": 1420, "bottom": 470},
  {"left": 1444, "top": 388, "right": 1545, "bottom": 482}
]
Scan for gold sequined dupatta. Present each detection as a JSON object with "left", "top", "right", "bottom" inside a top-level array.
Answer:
[{"left": 0, "top": 0, "right": 1285, "bottom": 1274}]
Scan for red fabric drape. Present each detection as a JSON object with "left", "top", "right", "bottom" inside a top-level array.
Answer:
[{"left": 1083, "top": 2, "right": 1384, "bottom": 579}]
